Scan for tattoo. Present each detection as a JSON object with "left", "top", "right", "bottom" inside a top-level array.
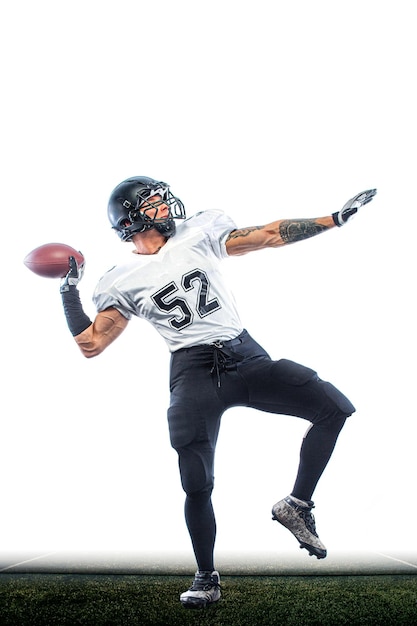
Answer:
[
  {"left": 227, "top": 226, "right": 263, "bottom": 241},
  {"left": 279, "top": 219, "right": 330, "bottom": 244}
]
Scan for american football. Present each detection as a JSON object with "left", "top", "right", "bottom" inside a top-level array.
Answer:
[{"left": 24, "top": 243, "right": 85, "bottom": 278}]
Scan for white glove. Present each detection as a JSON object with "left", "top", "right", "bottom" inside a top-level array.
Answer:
[{"left": 60, "top": 255, "right": 85, "bottom": 293}]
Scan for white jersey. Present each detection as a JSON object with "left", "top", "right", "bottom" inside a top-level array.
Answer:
[{"left": 93, "top": 210, "right": 244, "bottom": 352}]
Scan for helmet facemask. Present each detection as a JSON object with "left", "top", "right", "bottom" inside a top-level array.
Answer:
[
  {"left": 126, "top": 187, "right": 184, "bottom": 236},
  {"left": 108, "top": 177, "right": 186, "bottom": 242}
]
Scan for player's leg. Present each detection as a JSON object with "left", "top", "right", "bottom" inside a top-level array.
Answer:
[
  {"left": 170, "top": 438, "right": 221, "bottom": 608},
  {"left": 271, "top": 412, "right": 348, "bottom": 559},
  {"left": 239, "top": 354, "right": 355, "bottom": 558},
  {"left": 291, "top": 415, "right": 347, "bottom": 502},
  {"left": 168, "top": 347, "right": 224, "bottom": 608},
  {"left": 178, "top": 443, "right": 217, "bottom": 573}
]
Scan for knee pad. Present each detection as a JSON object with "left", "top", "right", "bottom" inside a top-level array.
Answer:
[
  {"left": 319, "top": 379, "right": 356, "bottom": 416},
  {"left": 177, "top": 446, "right": 215, "bottom": 497},
  {"left": 186, "top": 484, "right": 214, "bottom": 503}
]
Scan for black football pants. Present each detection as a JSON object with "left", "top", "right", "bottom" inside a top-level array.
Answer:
[{"left": 168, "top": 329, "right": 355, "bottom": 572}]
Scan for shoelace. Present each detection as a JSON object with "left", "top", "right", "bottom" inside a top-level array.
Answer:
[{"left": 299, "top": 508, "right": 319, "bottom": 537}]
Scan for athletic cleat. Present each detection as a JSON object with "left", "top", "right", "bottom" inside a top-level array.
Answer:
[
  {"left": 180, "top": 571, "right": 221, "bottom": 609},
  {"left": 272, "top": 496, "right": 327, "bottom": 559}
]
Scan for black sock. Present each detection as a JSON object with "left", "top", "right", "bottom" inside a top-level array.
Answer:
[
  {"left": 291, "top": 416, "right": 346, "bottom": 501},
  {"left": 185, "top": 492, "right": 216, "bottom": 572}
]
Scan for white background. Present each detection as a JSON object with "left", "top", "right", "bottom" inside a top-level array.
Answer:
[{"left": 1, "top": 0, "right": 415, "bottom": 557}]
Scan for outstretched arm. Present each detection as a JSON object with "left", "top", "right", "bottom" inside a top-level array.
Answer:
[
  {"left": 226, "top": 216, "right": 334, "bottom": 256},
  {"left": 60, "top": 256, "right": 128, "bottom": 358},
  {"left": 225, "top": 189, "right": 377, "bottom": 256}
]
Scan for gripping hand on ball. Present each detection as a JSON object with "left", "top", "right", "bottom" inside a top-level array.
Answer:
[
  {"left": 332, "top": 189, "right": 377, "bottom": 226},
  {"left": 60, "top": 255, "right": 85, "bottom": 293}
]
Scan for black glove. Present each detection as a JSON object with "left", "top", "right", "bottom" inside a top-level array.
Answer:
[
  {"left": 60, "top": 255, "right": 85, "bottom": 293},
  {"left": 332, "top": 189, "right": 377, "bottom": 226}
]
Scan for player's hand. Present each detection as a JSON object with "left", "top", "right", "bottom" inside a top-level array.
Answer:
[
  {"left": 60, "top": 255, "right": 85, "bottom": 293},
  {"left": 332, "top": 189, "right": 377, "bottom": 226}
]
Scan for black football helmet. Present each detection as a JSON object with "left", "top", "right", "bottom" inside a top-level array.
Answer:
[{"left": 107, "top": 176, "right": 186, "bottom": 241}]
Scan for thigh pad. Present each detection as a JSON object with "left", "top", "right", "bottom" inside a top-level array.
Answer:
[{"left": 273, "top": 359, "right": 318, "bottom": 386}]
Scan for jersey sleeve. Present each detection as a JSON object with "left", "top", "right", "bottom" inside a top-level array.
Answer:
[
  {"left": 200, "top": 210, "right": 237, "bottom": 259},
  {"left": 92, "top": 271, "right": 135, "bottom": 320}
]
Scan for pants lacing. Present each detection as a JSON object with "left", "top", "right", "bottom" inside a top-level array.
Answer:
[{"left": 209, "top": 341, "right": 244, "bottom": 387}]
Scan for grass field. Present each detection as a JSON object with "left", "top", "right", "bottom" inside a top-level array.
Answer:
[{"left": 0, "top": 573, "right": 416, "bottom": 625}]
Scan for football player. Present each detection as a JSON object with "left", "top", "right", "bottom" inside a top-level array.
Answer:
[{"left": 60, "top": 177, "right": 376, "bottom": 608}]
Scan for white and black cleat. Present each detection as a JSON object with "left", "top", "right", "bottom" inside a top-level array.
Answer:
[{"left": 180, "top": 571, "right": 221, "bottom": 609}]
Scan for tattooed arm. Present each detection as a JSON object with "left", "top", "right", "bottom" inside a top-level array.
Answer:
[
  {"left": 225, "top": 216, "right": 335, "bottom": 256},
  {"left": 225, "top": 189, "right": 377, "bottom": 256}
]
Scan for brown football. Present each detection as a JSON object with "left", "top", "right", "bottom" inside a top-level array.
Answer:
[{"left": 24, "top": 243, "right": 85, "bottom": 278}]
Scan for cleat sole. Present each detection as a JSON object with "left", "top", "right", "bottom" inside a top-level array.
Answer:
[
  {"left": 181, "top": 599, "right": 220, "bottom": 610},
  {"left": 299, "top": 542, "right": 327, "bottom": 559}
]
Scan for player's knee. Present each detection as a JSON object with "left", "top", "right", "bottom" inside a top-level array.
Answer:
[
  {"left": 177, "top": 448, "right": 215, "bottom": 497},
  {"left": 185, "top": 484, "right": 214, "bottom": 503},
  {"left": 181, "top": 475, "right": 214, "bottom": 498},
  {"left": 312, "top": 412, "right": 347, "bottom": 437},
  {"left": 319, "top": 379, "right": 355, "bottom": 417}
]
